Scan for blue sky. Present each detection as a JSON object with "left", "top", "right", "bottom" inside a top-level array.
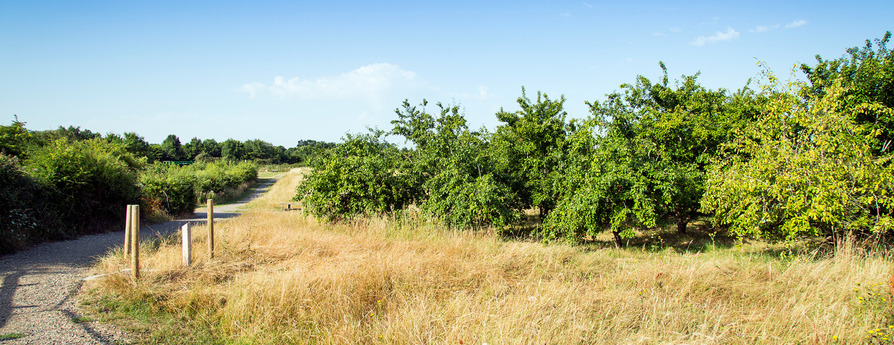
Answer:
[{"left": 2, "top": 1, "right": 892, "bottom": 146}]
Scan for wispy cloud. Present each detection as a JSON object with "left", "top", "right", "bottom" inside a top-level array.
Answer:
[
  {"left": 749, "top": 24, "right": 780, "bottom": 33},
  {"left": 240, "top": 63, "right": 416, "bottom": 101},
  {"left": 690, "top": 27, "right": 739, "bottom": 46},
  {"left": 451, "top": 85, "right": 491, "bottom": 101},
  {"left": 701, "top": 16, "right": 720, "bottom": 25},
  {"left": 785, "top": 19, "right": 807, "bottom": 28},
  {"left": 582, "top": 2, "right": 593, "bottom": 8},
  {"left": 560, "top": 11, "right": 572, "bottom": 17},
  {"left": 653, "top": 31, "right": 667, "bottom": 37}
]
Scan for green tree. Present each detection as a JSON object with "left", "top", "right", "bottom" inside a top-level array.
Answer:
[
  {"left": 0, "top": 117, "right": 33, "bottom": 157},
  {"left": 541, "top": 65, "right": 758, "bottom": 244},
  {"left": 491, "top": 88, "right": 568, "bottom": 218},
  {"left": 221, "top": 139, "right": 244, "bottom": 161},
  {"left": 122, "top": 132, "right": 151, "bottom": 159},
  {"left": 295, "top": 131, "right": 414, "bottom": 221},
  {"left": 201, "top": 138, "right": 222, "bottom": 158},
  {"left": 161, "top": 134, "right": 184, "bottom": 161},
  {"left": 391, "top": 100, "right": 519, "bottom": 229},
  {"left": 703, "top": 77, "right": 894, "bottom": 240},
  {"left": 801, "top": 31, "right": 894, "bottom": 154},
  {"left": 183, "top": 137, "right": 203, "bottom": 160}
]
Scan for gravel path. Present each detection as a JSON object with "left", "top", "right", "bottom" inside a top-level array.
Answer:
[{"left": 0, "top": 176, "right": 279, "bottom": 344}]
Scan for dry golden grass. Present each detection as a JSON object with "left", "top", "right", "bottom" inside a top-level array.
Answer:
[{"left": 84, "top": 169, "right": 894, "bottom": 344}]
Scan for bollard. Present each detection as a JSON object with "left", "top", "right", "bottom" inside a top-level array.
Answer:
[
  {"left": 131, "top": 204, "right": 140, "bottom": 279},
  {"left": 182, "top": 223, "right": 191, "bottom": 266},
  {"left": 207, "top": 199, "right": 214, "bottom": 259},
  {"left": 124, "top": 204, "right": 133, "bottom": 257}
]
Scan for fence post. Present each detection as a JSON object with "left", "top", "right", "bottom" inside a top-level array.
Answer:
[
  {"left": 124, "top": 204, "right": 132, "bottom": 257},
  {"left": 182, "top": 223, "right": 191, "bottom": 266},
  {"left": 207, "top": 199, "right": 214, "bottom": 259},
  {"left": 131, "top": 204, "right": 140, "bottom": 279}
]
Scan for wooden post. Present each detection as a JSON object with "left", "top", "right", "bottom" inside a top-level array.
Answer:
[
  {"left": 182, "top": 223, "right": 191, "bottom": 266},
  {"left": 207, "top": 199, "right": 214, "bottom": 259},
  {"left": 131, "top": 205, "right": 140, "bottom": 279},
  {"left": 124, "top": 204, "right": 132, "bottom": 257}
]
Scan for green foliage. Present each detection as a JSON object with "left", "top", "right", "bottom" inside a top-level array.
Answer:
[
  {"left": 0, "top": 154, "right": 45, "bottom": 253},
  {"left": 161, "top": 134, "right": 184, "bottom": 161},
  {"left": 0, "top": 117, "right": 33, "bottom": 157},
  {"left": 801, "top": 31, "right": 894, "bottom": 154},
  {"left": 541, "top": 65, "right": 754, "bottom": 244},
  {"left": 392, "top": 100, "right": 520, "bottom": 229},
  {"left": 287, "top": 140, "right": 335, "bottom": 167},
  {"left": 221, "top": 139, "right": 245, "bottom": 161},
  {"left": 190, "top": 161, "right": 258, "bottom": 200},
  {"left": 25, "top": 138, "right": 144, "bottom": 236},
  {"left": 295, "top": 131, "right": 414, "bottom": 221},
  {"left": 140, "top": 164, "right": 197, "bottom": 216},
  {"left": 703, "top": 77, "right": 894, "bottom": 240},
  {"left": 491, "top": 88, "right": 568, "bottom": 217}
]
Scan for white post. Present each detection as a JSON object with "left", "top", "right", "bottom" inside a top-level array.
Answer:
[{"left": 182, "top": 223, "right": 191, "bottom": 267}]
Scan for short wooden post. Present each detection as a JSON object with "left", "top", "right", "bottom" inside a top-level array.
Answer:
[
  {"left": 124, "top": 205, "right": 133, "bottom": 257},
  {"left": 207, "top": 199, "right": 214, "bottom": 259},
  {"left": 182, "top": 223, "right": 191, "bottom": 266},
  {"left": 131, "top": 204, "right": 140, "bottom": 279}
]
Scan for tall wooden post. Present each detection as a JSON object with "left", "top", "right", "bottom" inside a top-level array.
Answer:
[
  {"left": 131, "top": 205, "right": 140, "bottom": 279},
  {"left": 207, "top": 199, "right": 214, "bottom": 259},
  {"left": 182, "top": 223, "right": 191, "bottom": 266},
  {"left": 124, "top": 205, "right": 133, "bottom": 257}
]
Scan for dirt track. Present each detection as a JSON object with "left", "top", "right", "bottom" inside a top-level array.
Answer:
[{"left": 0, "top": 177, "right": 278, "bottom": 344}]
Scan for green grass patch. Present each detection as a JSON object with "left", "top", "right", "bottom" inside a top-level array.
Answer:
[
  {"left": 0, "top": 333, "right": 27, "bottom": 341},
  {"left": 80, "top": 289, "right": 223, "bottom": 345}
]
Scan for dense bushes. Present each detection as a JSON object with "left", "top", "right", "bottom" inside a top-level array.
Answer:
[
  {"left": 0, "top": 139, "right": 144, "bottom": 254},
  {"left": 140, "top": 164, "right": 197, "bottom": 217},
  {"left": 0, "top": 154, "right": 45, "bottom": 252},
  {"left": 0, "top": 125, "right": 260, "bottom": 253},
  {"left": 140, "top": 161, "right": 259, "bottom": 217},
  {"left": 26, "top": 139, "right": 143, "bottom": 236}
]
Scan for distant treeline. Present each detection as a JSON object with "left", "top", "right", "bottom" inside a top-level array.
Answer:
[
  {"left": 1, "top": 126, "right": 334, "bottom": 165},
  {"left": 297, "top": 31, "right": 894, "bottom": 245}
]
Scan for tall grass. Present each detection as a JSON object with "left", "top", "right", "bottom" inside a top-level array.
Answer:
[{"left": 82, "top": 169, "right": 894, "bottom": 344}]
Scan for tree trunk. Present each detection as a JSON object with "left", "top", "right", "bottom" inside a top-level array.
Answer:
[
  {"left": 613, "top": 231, "right": 623, "bottom": 247},
  {"left": 676, "top": 218, "right": 688, "bottom": 234}
]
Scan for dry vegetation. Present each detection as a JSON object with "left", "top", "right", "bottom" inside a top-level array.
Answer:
[{"left": 82, "top": 169, "right": 894, "bottom": 344}]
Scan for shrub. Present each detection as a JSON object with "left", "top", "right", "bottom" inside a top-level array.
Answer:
[
  {"left": 140, "top": 164, "right": 197, "bottom": 216},
  {"left": 0, "top": 154, "right": 46, "bottom": 253},
  {"left": 295, "top": 132, "right": 414, "bottom": 221},
  {"left": 25, "top": 139, "right": 143, "bottom": 237}
]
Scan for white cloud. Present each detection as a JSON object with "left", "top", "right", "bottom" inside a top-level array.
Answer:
[
  {"left": 653, "top": 31, "right": 667, "bottom": 37},
  {"left": 560, "top": 11, "right": 571, "bottom": 17},
  {"left": 749, "top": 24, "right": 780, "bottom": 33},
  {"left": 669, "top": 26, "right": 682, "bottom": 33},
  {"left": 582, "top": 2, "right": 593, "bottom": 8},
  {"left": 239, "top": 63, "right": 417, "bottom": 101},
  {"left": 785, "top": 19, "right": 807, "bottom": 28},
  {"left": 690, "top": 27, "right": 740, "bottom": 46},
  {"left": 451, "top": 85, "right": 491, "bottom": 101}
]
